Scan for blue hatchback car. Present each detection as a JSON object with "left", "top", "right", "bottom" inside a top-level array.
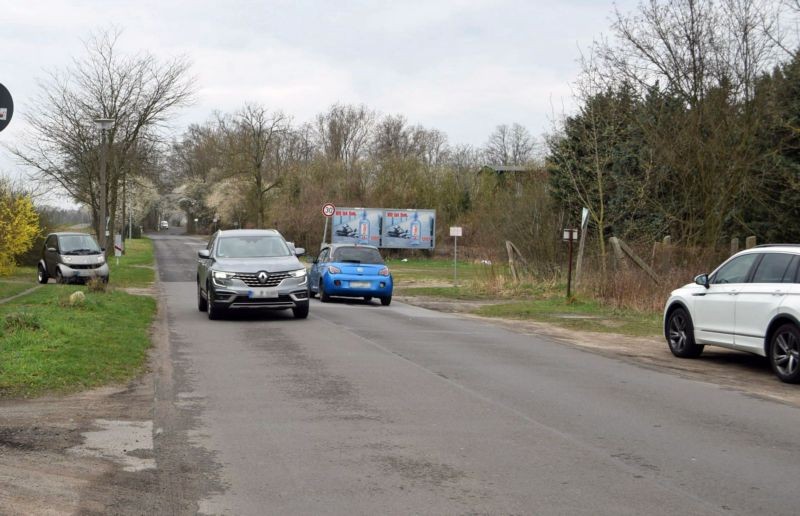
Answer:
[{"left": 308, "top": 244, "right": 393, "bottom": 305}]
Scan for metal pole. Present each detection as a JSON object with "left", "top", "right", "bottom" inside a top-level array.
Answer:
[
  {"left": 567, "top": 231, "right": 574, "bottom": 298},
  {"left": 322, "top": 217, "right": 329, "bottom": 247},
  {"left": 98, "top": 128, "right": 108, "bottom": 254},
  {"left": 453, "top": 235, "right": 458, "bottom": 287}
]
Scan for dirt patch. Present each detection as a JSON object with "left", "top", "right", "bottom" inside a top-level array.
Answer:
[{"left": 120, "top": 286, "right": 157, "bottom": 297}]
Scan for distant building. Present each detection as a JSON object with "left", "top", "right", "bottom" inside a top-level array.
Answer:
[{"left": 480, "top": 165, "right": 546, "bottom": 196}]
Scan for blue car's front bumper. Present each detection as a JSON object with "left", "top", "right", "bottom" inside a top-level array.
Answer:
[{"left": 322, "top": 273, "right": 393, "bottom": 298}]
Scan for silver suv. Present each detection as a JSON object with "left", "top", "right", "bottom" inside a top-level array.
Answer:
[{"left": 196, "top": 229, "right": 308, "bottom": 320}]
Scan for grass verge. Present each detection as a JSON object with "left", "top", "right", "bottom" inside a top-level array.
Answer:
[
  {"left": 474, "top": 296, "right": 662, "bottom": 338},
  {"left": 0, "top": 237, "right": 157, "bottom": 398},
  {"left": 0, "top": 267, "right": 37, "bottom": 299},
  {"left": 388, "top": 258, "right": 661, "bottom": 338},
  {"left": 108, "top": 238, "right": 155, "bottom": 288}
]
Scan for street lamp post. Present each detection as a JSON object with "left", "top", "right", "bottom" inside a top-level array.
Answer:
[{"left": 94, "top": 117, "right": 114, "bottom": 254}]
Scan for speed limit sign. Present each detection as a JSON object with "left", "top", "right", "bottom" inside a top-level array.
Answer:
[{"left": 322, "top": 203, "right": 336, "bottom": 217}]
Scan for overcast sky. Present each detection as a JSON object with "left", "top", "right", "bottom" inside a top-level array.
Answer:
[{"left": 1, "top": 0, "right": 637, "bottom": 202}]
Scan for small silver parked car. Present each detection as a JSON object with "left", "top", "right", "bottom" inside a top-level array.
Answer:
[
  {"left": 37, "top": 232, "right": 109, "bottom": 284},
  {"left": 196, "top": 229, "right": 309, "bottom": 320}
]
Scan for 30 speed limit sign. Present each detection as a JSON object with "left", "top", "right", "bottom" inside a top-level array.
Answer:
[{"left": 322, "top": 203, "right": 336, "bottom": 217}]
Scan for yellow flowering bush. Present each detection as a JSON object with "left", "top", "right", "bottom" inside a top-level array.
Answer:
[{"left": 0, "top": 183, "right": 40, "bottom": 276}]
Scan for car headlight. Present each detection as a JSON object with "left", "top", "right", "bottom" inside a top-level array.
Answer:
[
  {"left": 288, "top": 268, "right": 307, "bottom": 278},
  {"left": 328, "top": 265, "right": 341, "bottom": 274},
  {"left": 379, "top": 267, "right": 390, "bottom": 277},
  {"left": 212, "top": 270, "right": 235, "bottom": 286},
  {"left": 63, "top": 256, "right": 73, "bottom": 264},
  {"left": 97, "top": 255, "right": 105, "bottom": 264}
]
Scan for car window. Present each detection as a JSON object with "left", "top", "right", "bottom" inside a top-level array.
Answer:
[
  {"left": 711, "top": 254, "right": 759, "bottom": 284},
  {"left": 45, "top": 235, "right": 55, "bottom": 250},
  {"left": 59, "top": 235, "right": 102, "bottom": 254},
  {"left": 216, "top": 235, "right": 290, "bottom": 258},
  {"left": 332, "top": 247, "right": 384, "bottom": 264},
  {"left": 317, "top": 248, "right": 329, "bottom": 263},
  {"left": 788, "top": 256, "right": 800, "bottom": 283},
  {"left": 751, "top": 253, "right": 796, "bottom": 283}
]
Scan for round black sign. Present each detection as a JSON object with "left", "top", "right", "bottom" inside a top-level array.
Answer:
[{"left": 0, "top": 83, "right": 13, "bottom": 133}]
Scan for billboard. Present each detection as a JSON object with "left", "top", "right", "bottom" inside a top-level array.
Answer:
[
  {"left": 331, "top": 208, "right": 383, "bottom": 245},
  {"left": 381, "top": 209, "right": 436, "bottom": 249}
]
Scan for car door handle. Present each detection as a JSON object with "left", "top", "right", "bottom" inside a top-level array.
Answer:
[{"left": 773, "top": 290, "right": 784, "bottom": 296}]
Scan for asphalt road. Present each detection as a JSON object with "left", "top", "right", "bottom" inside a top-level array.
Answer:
[{"left": 151, "top": 232, "right": 800, "bottom": 515}]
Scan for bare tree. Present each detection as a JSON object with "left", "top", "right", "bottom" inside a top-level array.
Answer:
[
  {"left": 11, "top": 28, "right": 194, "bottom": 253},
  {"left": 227, "top": 103, "right": 289, "bottom": 228},
  {"left": 483, "top": 123, "right": 535, "bottom": 166},
  {"left": 315, "top": 103, "right": 374, "bottom": 170}
]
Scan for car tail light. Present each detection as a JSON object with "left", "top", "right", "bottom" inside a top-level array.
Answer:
[{"left": 379, "top": 267, "right": 390, "bottom": 276}]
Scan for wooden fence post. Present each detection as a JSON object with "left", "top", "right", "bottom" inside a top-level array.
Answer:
[
  {"left": 745, "top": 236, "right": 757, "bottom": 249},
  {"left": 609, "top": 237, "right": 627, "bottom": 271}
]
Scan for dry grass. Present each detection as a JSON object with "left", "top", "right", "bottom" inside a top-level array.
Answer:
[{"left": 577, "top": 244, "right": 730, "bottom": 312}]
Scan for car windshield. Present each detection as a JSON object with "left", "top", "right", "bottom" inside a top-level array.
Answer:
[
  {"left": 216, "top": 236, "right": 291, "bottom": 258},
  {"left": 332, "top": 247, "right": 384, "bottom": 264},
  {"left": 59, "top": 235, "right": 102, "bottom": 254}
]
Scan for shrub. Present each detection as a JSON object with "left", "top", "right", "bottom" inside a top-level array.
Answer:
[{"left": 86, "top": 277, "right": 108, "bottom": 293}]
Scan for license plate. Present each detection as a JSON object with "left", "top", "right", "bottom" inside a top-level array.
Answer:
[
  {"left": 350, "top": 281, "right": 370, "bottom": 288},
  {"left": 248, "top": 288, "right": 278, "bottom": 298}
]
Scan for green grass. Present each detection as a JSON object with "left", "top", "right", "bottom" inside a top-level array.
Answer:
[
  {"left": 0, "top": 237, "right": 157, "bottom": 398},
  {"left": 384, "top": 257, "right": 661, "bottom": 337},
  {"left": 474, "top": 296, "right": 662, "bottom": 337},
  {"left": 0, "top": 267, "right": 37, "bottom": 299},
  {"left": 388, "top": 257, "right": 497, "bottom": 284},
  {"left": 0, "top": 287, "right": 156, "bottom": 397},
  {"left": 108, "top": 238, "right": 155, "bottom": 288}
]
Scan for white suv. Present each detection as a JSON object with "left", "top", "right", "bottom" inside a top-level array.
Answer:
[{"left": 664, "top": 245, "right": 800, "bottom": 383}]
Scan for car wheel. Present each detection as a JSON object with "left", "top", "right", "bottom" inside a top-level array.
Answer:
[
  {"left": 320, "top": 280, "right": 331, "bottom": 303},
  {"left": 770, "top": 323, "right": 800, "bottom": 383},
  {"left": 293, "top": 301, "right": 310, "bottom": 319},
  {"left": 55, "top": 268, "right": 65, "bottom": 285},
  {"left": 37, "top": 264, "right": 49, "bottom": 284},
  {"left": 207, "top": 283, "right": 221, "bottom": 320},
  {"left": 197, "top": 281, "right": 208, "bottom": 312},
  {"left": 380, "top": 295, "right": 392, "bottom": 306},
  {"left": 364, "top": 296, "right": 372, "bottom": 302},
  {"left": 666, "top": 307, "right": 703, "bottom": 358}
]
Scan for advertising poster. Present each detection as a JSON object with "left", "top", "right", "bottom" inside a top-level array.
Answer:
[
  {"left": 332, "top": 208, "right": 382, "bottom": 245},
  {"left": 381, "top": 209, "right": 436, "bottom": 249}
]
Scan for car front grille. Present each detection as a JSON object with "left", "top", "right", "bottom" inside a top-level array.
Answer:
[
  {"left": 233, "top": 271, "right": 292, "bottom": 287},
  {"left": 69, "top": 263, "right": 103, "bottom": 270}
]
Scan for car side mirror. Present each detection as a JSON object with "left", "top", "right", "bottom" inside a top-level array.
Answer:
[
  {"left": 47, "top": 247, "right": 57, "bottom": 253},
  {"left": 294, "top": 247, "right": 305, "bottom": 257},
  {"left": 198, "top": 249, "right": 211, "bottom": 259},
  {"left": 694, "top": 274, "right": 710, "bottom": 289}
]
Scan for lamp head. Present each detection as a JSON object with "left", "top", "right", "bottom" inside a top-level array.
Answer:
[{"left": 94, "top": 117, "right": 114, "bottom": 130}]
